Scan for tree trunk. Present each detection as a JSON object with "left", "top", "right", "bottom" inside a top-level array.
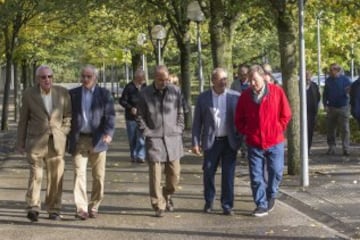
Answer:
[
  {"left": 1, "top": 56, "right": 12, "bottom": 130},
  {"left": 209, "top": 1, "right": 234, "bottom": 81},
  {"left": 177, "top": 37, "right": 192, "bottom": 130},
  {"left": 276, "top": 5, "right": 301, "bottom": 175},
  {"left": 13, "top": 62, "right": 18, "bottom": 122}
]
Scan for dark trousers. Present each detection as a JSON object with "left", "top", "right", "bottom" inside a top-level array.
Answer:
[{"left": 203, "top": 137, "right": 237, "bottom": 211}]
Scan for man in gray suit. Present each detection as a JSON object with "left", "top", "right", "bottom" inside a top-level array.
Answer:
[
  {"left": 192, "top": 67, "right": 241, "bottom": 216},
  {"left": 137, "top": 65, "right": 184, "bottom": 217}
]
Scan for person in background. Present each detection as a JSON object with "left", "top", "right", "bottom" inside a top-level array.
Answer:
[
  {"left": 231, "top": 64, "right": 250, "bottom": 93},
  {"left": 322, "top": 63, "right": 351, "bottom": 156},
  {"left": 169, "top": 73, "right": 190, "bottom": 114},
  {"left": 230, "top": 64, "right": 249, "bottom": 158},
  {"left": 119, "top": 68, "right": 146, "bottom": 163},
  {"left": 68, "top": 65, "right": 115, "bottom": 220},
  {"left": 350, "top": 68, "right": 360, "bottom": 127},
  {"left": 136, "top": 65, "right": 184, "bottom": 217},
  {"left": 306, "top": 70, "right": 321, "bottom": 153},
  {"left": 16, "top": 65, "right": 72, "bottom": 222},
  {"left": 262, "top": 63, "right": 278, "bottom": 84},
  {"left": 192, "top": 67, "right": 241, "bottom": 216},
  {"left": 235, "top": 64, "right": 291, "bottom": 217}
]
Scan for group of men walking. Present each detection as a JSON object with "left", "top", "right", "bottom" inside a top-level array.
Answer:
[{"left": 18, "top": 61, "right": 355, "bottom": 221}]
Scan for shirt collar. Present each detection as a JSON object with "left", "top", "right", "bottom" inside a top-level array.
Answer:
[
  {"left": 212, "top": 88, "right": 227, "bottom": 97},
  {"left": 40, "top": 87, "right": 51, "bottom": 95},
  {"left": 82, "top": 85, "right": 95, "bottom": 93}
]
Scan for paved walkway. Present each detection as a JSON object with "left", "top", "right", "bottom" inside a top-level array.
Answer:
[{"left": 0, "top": 104, "right": 357, "bottom": 239}]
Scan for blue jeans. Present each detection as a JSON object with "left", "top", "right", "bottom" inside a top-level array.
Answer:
[
  {"left": 247, "top": 142, "right": 284, "bottom": 209},
  {"left": 125, "top": 120, "right": 145, "bottom": 161},
  {"left": 203, "top": 138, "right": 237, "bottom": 211}
]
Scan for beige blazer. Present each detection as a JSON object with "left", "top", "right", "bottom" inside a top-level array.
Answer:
[{"left": 16, "top": 85, "right": 72, "bottom": 155}]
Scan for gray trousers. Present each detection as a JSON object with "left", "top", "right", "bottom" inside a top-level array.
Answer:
[{"left": 326, "top": 106, "right": 350, "bottom": 151}]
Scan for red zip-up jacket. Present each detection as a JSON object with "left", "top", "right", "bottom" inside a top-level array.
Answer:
[{"left": 235, "top": 84, "right": 292, "bottom": 149}]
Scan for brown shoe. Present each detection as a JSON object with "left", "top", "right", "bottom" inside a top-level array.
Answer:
[
  {"left": 89, "top": 210, "right": 98, "bottom": 218},
  {"left": 75, "top": 210, "right": 89, "bottom": 220}
]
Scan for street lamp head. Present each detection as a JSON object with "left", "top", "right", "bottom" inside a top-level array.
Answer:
[
  {"left": 187, "top": 1, "right": 205, "bottom": 22},
  {"left": 151, "top": 25, "right": 166, "bottom": 40}
]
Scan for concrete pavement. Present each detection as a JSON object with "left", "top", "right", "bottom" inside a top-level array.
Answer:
[{"left": 0, "top": 104, "right": 355, "bottom": 240}]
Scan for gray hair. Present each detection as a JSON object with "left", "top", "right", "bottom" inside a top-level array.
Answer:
[
  {"left": 82, "top": 64, "right": 99, "bottom": 79},
  {"left": 35, "top": 65, "right": 53, "bottom": 78},
  {"left": 211, "top": 67, "right": 227, "bottom": 80},
  {"left": 248, "top": 64, "right": 266, "bottom": 76}
]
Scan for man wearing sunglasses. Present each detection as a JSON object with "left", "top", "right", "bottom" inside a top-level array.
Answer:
[{"left": 16, "top": 65, "right": 72, "bottom": 222}]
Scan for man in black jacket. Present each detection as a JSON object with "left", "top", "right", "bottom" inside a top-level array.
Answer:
[{"left": 119, "top": 69, "right": 146, "bottom": 163}]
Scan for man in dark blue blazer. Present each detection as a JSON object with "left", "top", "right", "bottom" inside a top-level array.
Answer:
[
  {"left": 68, "top": 65, "right": 115, "bottom": 220},
  {"left": 192, "top": 67, "right": 241, "bottom": 216}
]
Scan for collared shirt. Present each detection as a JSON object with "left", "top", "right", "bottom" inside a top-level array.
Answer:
[
  {"left": 252, "top": 84, "right": 267, "bottom": 104},
  {"left": 211, "top": 88, "right": 227, "bottom": 137},
  {"left": 81, "top": 86, "right": 95, "bottom": 133},
  {"left": 40, "top": 87, "right": 52, "bottom": 114}
]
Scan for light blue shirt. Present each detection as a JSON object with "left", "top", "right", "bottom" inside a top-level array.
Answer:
[{"left": 80, "top": 86, "right": 95, "bottom": 133}]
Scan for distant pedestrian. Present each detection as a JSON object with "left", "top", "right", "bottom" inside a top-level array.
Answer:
[
  {"left": 16, "top": 65, "right": 72, "bottom": 222},
  {"left": 235, "top": 64, "right": 291, "bottom": 217},
  {"left": 169, "top": 73, "right": 190, "bottom": 114},
  {"left": 350, "top": 69, "right": 360, "bottom": 126},
  {"left": 119, "top": 68, "right": 146, "bottom": 163},
  {"left": 262, "top": 63, "right": 278, "bottom": 85},
  {"left": 306, "top": 70, "right": 321, "bottom": 153},
  {"left": 136, "top": 65, "right": 184, "bottom": 217},
  {"left": 68, "top": 65, "right": 116, "bottom": 220},
  {"left": 231, "top": 64, "right": 249, "bottom": 158},
  {"left": 231, "top": 64, "right": 249, "bottom": 93},
  {"left": 192, "top": 67, "right": 241, "bottom": 216},
  {"left": 322, "top": 63, "right": 351, "bottom": 156}
]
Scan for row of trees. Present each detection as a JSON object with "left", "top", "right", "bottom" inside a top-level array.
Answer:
[{"left": 1, "top": 0, "right": 360, "bottom": 174}]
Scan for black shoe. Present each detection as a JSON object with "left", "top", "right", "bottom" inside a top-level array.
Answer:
[
  {"left": 203, "top": 203, "right": 213, "bottom": 213},
  {"left": 166, "top": 198, "right": 174, "bottom": 212},
  {"left": 252, "top": 207, "right": 268, "bottom": 217},
  {"left": 268, "top": 198, "right": 276, "bottom": 212},
  {"left": 343, "top": 150, "right": 349, "bottom": 156},
  {"left": 326, "top": 147, "right": 336, "bottom": 155},
  {"left": 155, "top": 209, "right": 164, "bottom": 217},
  {"left": 49, "top": 213, "right": 61, "bottom": 221},
  {"left": 27, "top": 210, "right": 39, "bottom": 222},
  {"left": 223, "top": 208, "right": 234, "bottom": 216}
]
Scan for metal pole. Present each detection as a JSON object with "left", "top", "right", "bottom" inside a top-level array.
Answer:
[
  {"left": 157, "top": 39, "right": 161, "bottom": 65},
  {"left": 142, "top": 54, "right": 145, "bottom": 71},
  {"left": 351, "top": 43, "right": 354, "bottom": 81},
  {"left": 316, "top": 12, "right": 322, "bottom": 86},
  {"left": 299, "top": 0, "right": 309, "bottom": 187},
  {"left": 125, "top": 62, "right": 129, "bottom": 84},
  {"left": 197, "top": 21, "right": 204, "bottom": 92}
]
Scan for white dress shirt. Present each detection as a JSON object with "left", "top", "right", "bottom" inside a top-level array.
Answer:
[{"left": 211, "top": 88, "right": 227, "bottom": 137}]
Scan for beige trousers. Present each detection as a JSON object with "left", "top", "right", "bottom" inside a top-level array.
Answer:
[
  {"left": 26, "top": 137, "right": 64, "bottom": 214},
  {"left": 148, "top": 160, "right": 180, "bottom": 210},
  {"left": 73, "top": 136, "right": 106, "bottom": 213}
]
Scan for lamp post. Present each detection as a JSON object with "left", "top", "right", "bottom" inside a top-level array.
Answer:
[
  {"left": 351, "top": 43, "right": 354, "bottom": 81},
  {"left": 299, "top": 0, "right": 309, "bottom": 187},
  {"left": 137, "top": 33, "right": 147, "bottom": 70},
  {"left": 187, "top": 1, "right": 205, "bottom": 92},
  {"left": 151, "top": 25, "right": 166, "bottom": 65},
  {"left": 316, "top": 10, "right": 323, "bottom": 86}
]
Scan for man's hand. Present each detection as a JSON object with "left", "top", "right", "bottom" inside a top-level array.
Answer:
[
  {"left": 130, "top": 107, "right": 137, "bottom": 116},
  {"left": 192, "top": 145, "right": 202, "bottom": 156},
  {"left": 102, "top": 134, "right": 112, "bottom": 144}
]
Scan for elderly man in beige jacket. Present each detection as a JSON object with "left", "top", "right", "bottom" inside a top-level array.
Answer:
[{"left": 16, "top": 65, "right": 72, "bottom": 222}]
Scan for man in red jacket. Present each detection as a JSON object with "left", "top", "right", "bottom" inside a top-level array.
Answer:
[{"left": 235, "top": 64, "right": 291, "bottom": 217}]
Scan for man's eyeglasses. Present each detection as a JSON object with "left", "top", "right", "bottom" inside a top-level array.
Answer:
[{"left": 40, "top": 75, "right": 53, "bottom": 80}]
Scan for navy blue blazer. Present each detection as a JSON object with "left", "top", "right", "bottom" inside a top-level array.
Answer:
[
  {"left": 192, "top": 89, "right": 242, "bottom": 151},
  {"left": 68, "top": 85, "right": 116, "bottom": 154}
]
